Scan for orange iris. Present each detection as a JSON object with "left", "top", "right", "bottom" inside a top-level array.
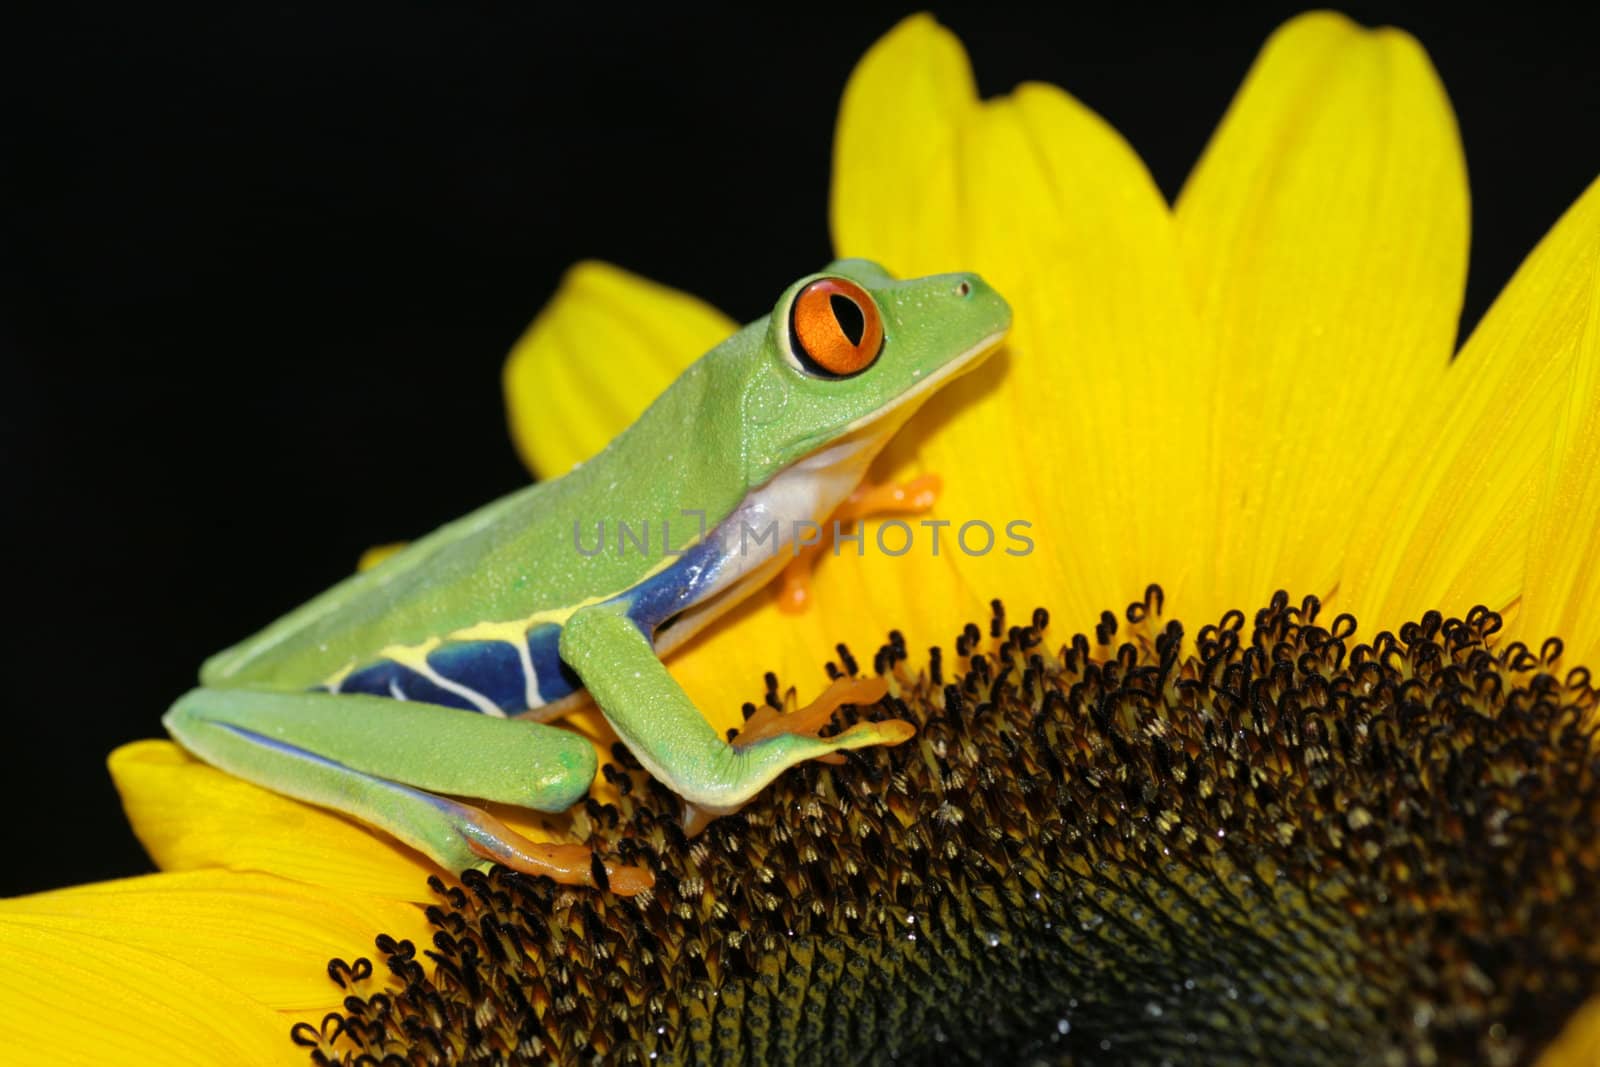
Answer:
[{"left": 789, "top": 276, "right": 883, "bottom": 376}]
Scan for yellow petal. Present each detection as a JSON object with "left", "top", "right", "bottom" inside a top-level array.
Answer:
[
  {"left": 1539, "top": 995, "right": 1600, "bottom": 1067},
  {"left": 504, "top": 260, "right": 737, "bottom": 480},
  {"left": 667, "top": 16, "right": 1212, "bottom": 717},
  {"left": 1518, "top": 179, "right": 1600, "bottom": 667},
  {"left": 664, "top": 544, "right": 976, "bottom": 736},
  {"left": 112, "top": 739, "right": 445, "bottom": 902},
  {"left": 1, "top": 890, "right": 293, "bottom": 1064},
  {"left": 1175, "top": 11, "right": 1469, "bottom": 624},
  {"left": 829, "top": 14, "right": 977, "bottom": 268},
  {"left": 672, "top": 14, "right": 1214, "bottom": 713},
  {"left": 1, "top": 869, "right": 427, "bottom": 1014},
  {"left": 356, "top": 541, "right": 408, "bottom": 572},
  {"left": 830, "top": 15, "right": 1207, "bottom": 633},
  {"left": 1343, "top": 178, "right": 1600, "bottom": 631}
]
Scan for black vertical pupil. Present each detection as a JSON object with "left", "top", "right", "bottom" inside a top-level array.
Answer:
[{"left": 829, "top": 294, "right": 865, "bottom": 346}]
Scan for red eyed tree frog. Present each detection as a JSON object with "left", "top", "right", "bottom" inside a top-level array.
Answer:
[{"left": 165, "top": 260, "right": 1011, "bottom": 894}]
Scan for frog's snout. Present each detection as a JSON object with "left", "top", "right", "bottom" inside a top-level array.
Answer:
[{"left": 948, "top": 271, "right": 1012, "bottom": 333}]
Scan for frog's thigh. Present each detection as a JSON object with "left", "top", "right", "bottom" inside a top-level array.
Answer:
[
  {"left": 558, "top": 604, "right": 908, "bottom": 813},
  {"left": 164, "top": 687, "right": 596, "bottom": 812}
]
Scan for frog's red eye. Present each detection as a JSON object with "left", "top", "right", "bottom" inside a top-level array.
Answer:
[{"left": 788, "top": 277, "right": 884, "bottom": 377}]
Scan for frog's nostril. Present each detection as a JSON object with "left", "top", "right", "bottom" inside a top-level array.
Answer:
[{"left": 956, "top": 280, "right": 972, "bottom": 297}]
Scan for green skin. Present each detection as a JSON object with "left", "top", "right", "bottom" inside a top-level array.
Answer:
[{"left": 165, "top": 260, "right": 1011, "bottom": 886}]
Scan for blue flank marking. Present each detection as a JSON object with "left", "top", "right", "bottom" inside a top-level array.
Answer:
[
  {"left": 341, "top": 659, "right": 480, "bottom": 712},
  {"left": 621, "top": 532, "right": 731, "bottom": 635},
  {"left": 332, "top": 533, "right": 735, "bottom": 716},
  {"left": 527, "top": 622, "right": 581, "bottom": 705},
  {"left": 428, "top": 641, "right": 526, "bottom": 713},
  {"left": 338, "top": 628, "right": 580, "bottom": 715}
]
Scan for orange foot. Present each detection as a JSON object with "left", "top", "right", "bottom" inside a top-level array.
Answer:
[
  {"left": 683, "top": 675, "right": 906, "bottom": 837},
  {"left": 463, "top": 811, "right": 654, "bottom": 895},
  {"left": 734, "top": 674, "right": 892, "bottom": 760},
  {"left": 778, "top": 473, "right": 943, "bottom": 613}
]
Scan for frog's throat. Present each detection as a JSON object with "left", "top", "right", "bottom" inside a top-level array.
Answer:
[{"left": 646, "top": 327, "right": 1007, "bottom": 663}]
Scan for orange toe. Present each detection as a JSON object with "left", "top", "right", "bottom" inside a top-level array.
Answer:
[{"left": 734, "top": 675, "right": 890, "bottom": 751}]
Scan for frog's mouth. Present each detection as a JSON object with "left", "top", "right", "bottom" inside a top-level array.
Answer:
[
  {"left": 840, "top": 326, "right": 1009, "bottom": 439},
  {"left": 785, "top": 325, "right": 1010, "bottom": 476}
]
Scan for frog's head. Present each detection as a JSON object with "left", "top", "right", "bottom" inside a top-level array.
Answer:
[{"left": 735, "top": 259, "right": 1011, "bottom": 486}]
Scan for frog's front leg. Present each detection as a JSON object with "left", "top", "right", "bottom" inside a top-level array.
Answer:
[
  {"left": 558, "top": 604, "right": 913, "bottom": 825},
  {"left": 163, "top": 688, "right": 652, "bottom": 893},
  {"left": 777, "top": 472, "right": 943, "bottom": 613}
]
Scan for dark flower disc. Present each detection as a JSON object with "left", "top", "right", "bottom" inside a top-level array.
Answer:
[{"left": 296, "top": 589, "right": 1600, "bottom": 1066}]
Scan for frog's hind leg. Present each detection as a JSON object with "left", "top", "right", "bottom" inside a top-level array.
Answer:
[
  {"left": 163, "top": 688, "right": 652, "bottom": 894},
  {"left": 559, "top": 605, "right": 913, "bottom": 833}
]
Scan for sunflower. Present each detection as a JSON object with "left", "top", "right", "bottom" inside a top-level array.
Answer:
[{"left": 5, "top": 10, "right": 1599, "bottom": 1064}]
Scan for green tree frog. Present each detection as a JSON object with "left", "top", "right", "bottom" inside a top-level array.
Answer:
[{"left": 165, "top": 260, "right": 1011, "bottom": 894}]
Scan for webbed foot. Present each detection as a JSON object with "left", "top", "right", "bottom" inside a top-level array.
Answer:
[{"left": 683, "top": 675, "right": 911, "bottom": 835}]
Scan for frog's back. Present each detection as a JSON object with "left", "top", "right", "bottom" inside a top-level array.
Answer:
[
  {"left": 199, "top": 328, "right": 754, "bottom": 713},
  {"left": 198, "top": 473, "right": 604, "bottom": 697}
]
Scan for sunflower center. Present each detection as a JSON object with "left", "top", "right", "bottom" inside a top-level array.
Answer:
[{"left": 300, "top": 589, "right": 1600, "bottom": 1066}]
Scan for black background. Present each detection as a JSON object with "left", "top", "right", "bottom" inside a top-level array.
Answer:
[{"left": 5, "top": 3, "right": 1596, "bottom": 896}]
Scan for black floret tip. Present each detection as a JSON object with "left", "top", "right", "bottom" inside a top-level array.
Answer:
[{"left": 304, "top": 587, "right": 1600, "bottom": 1066}]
